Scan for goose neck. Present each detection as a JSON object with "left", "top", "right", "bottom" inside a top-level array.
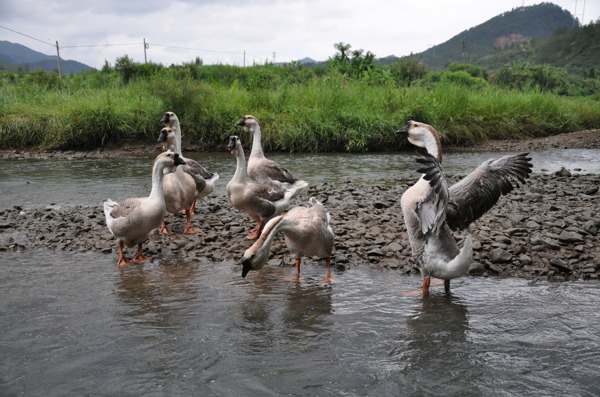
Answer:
[{"left": 250, "top": 125, "right": 265, "bottom": 159}]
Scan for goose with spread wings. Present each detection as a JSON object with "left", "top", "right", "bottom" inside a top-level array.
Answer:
[{"left": 396, "top": 120, "right": 532, "bottom": 295}]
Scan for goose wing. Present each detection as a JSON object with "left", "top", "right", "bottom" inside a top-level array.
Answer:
[
  {"left": 254, "top": 158, "right": 297, "bottom": 184},
  {"left": 109, "top": 198, "right": 142, "bottom": 219},
  {"left": 446, "top": 153, "right": 532, "bottom": 230},
  {"left": 414, "top": 152, "right": 450, "bottom": 236},
  {"left": 185, "top": 158, "right": 215, "bottom": 180},
  {"left": 250, "top": 182, "right": 286, "bottom": 202}
]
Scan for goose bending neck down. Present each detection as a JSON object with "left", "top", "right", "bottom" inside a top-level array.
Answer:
[
  {"left": 396, "top": 120, "right": 532, "bottom": 295},
  {"left": 103, "top": 151, "right": 185, "bottom": 266},
  {"left": 226, "top": 135, "right": 306, "bottom": 240},
  {"left": 241, "top": 197, "right": 335, "bottom": 282},
  {"left": 236, "top": 115, "right": 307, "bottom": 190}
]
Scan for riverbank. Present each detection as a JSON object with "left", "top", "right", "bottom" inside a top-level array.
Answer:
[
  {"left": 1, "top": 129, "right": 600, "bottom": 159},
  {"left": 1, "top": 170, "right": 598, "bottom": 281}
]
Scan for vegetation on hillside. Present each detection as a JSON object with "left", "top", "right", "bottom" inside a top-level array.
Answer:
[
  {"left": 477, "top": 20, "right": 600, "bottom": 76},
  {"left": 412, "top": 3, "right": 576, "bottom": 70},
  {"left": 0, "top": 39, "right": 599, "bottom": 152}
]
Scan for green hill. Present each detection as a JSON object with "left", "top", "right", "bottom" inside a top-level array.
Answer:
[
  {"left": 411, "top": 3, "right": 576, "bottom": 70},
  {"left": 476, "top": 20, "right": 600, "bottom": 75}
]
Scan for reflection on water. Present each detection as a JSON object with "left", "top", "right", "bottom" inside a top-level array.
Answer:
[
  {"left": 1, "top": 251, "right": 600, "bottom": 396},
  {"left": 1, "top": 149, "right": 599, "bottom": 208}
]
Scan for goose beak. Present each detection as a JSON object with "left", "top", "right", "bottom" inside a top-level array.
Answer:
[
  {"left": 160, "top": 113, "right": 169, "bottom": 123},
  {"left": 236, "top": 118, "right": 245, "bottom": 126},
  {"left": 174, "top": 153, "right": 186, "bottom": 166},
  {"left": 157, "top": 130, "right": 167, "bottom": 143},
  {"left": 241, "top": 257, "right": 252, "bottom": 278},
  {"left": 227, "top": 136, "right": 237, "bottom": 151},
  {"left": 395, "top": 122, "right": 411, "bottom": 136}
]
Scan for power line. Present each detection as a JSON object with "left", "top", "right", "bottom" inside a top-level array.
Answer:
[
  {"left": 61, "top": 43, "right": 140, "bottom": 48},
  {"left": 0, "top": 24, "right": 55, "bottom": 47},
  {"left": 1, "top": 24, "right": 271, "bottom": 65}
]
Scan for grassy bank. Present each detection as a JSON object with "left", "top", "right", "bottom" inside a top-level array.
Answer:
[{"left": 1, "top": 64, "right": 599, "bottom": 152}]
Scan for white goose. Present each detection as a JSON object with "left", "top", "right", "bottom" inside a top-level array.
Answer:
[
  {"left": 157, "top": 127, "right": 219, "bottom": 212},
  {"left": 241, "top": 197, "right": 335, "bottom": 282},
  {"left": 160, "top": 112, "right": 219, "bottom": 214},
  {"left": 236, "top": 115, "right": 307, "bottom": 191},
  {"left": 104, "top": 151, "right": 185, "bottom": 266},
  {"left": 226, "top": 135, "right": 305, "bottom": 240},
  {"left": 396, "top": 120, "right": 532, "bottom": 295}
]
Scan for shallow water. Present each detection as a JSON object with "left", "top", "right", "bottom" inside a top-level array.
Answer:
[
  {"left": 1, "top": 149, "right": 599, "bottom": 208},
  {"left": 1, "top": 251, "right": 599, "bottom": 396}
]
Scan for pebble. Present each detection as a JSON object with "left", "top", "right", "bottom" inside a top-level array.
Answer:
[{"left": 1, "top": 173, "right": 599, "bottom": 282}]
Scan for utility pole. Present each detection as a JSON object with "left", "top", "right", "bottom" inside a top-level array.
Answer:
[
  {"left": 143, "top": 38, "right": 149, "bottom": 63},
  {"left": 243, "top": 50, "right": 246, "bottom": 67},
  {"left": 55, "top": 41, "right": 62, "bottom": 79}
]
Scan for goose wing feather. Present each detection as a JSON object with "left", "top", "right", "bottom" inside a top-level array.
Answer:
[
  {"left": 414, "top": 152, "right": 449, "bottom": 236},
  {"left": 446, "top": 153, "right": 532, "bottom": 230},
  {"left": 253, "top": 158, "right": 297, "bottom": 184},
  {"left": 109, "top": 198, "right": 142, "bottom": 219}
]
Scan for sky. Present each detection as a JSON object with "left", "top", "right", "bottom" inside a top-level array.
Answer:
[{"left": 1, "top": 0, "right": 598, "bottom": 69}]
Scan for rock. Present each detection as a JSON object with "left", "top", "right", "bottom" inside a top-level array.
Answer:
[
  {"left": 519, "top": 254, "right": 532, "bottom": 265},
  {"left": 554, "top": 167, "right": 572, "bottom": 177},
  {"left": 549, "top": 258, "right": 572, "bottom": 273},
  {"left": 489, "top": 248, "right": 512, "bottom": 263},
  {"left": 385, "top": 242, "right": 403, "bottom": 253},
  {"left": 558, "top": 230, "right": 584, "bottom": 243}
]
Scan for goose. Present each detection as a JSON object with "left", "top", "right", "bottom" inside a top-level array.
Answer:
[
  {"left": 103, "top": 151, "right": 185, "bottom": 266},
  {"left": 241, "top": 197, "right": 335, "bottom": 282},
  {"left": 157, "top": 127, "right": 219, "bottom": 213},
  {"left": 226, "top": 135, "right": 306, "bottom": 239},
  {"left": 159, "top": 112, "right": 220, "bottom": 214},
  {"left": 396, "top": 120, "right": 532, "bottom": 295},
  {"left": 160, "top": 147, "right": 199, "bottom": 234},
  {"left": 236, "top": 115, "right": 307, "bottom": 191}
]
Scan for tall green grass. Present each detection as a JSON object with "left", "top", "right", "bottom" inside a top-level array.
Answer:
[{"left": 1, "top": 69, "right": 599, "bottom": 152}]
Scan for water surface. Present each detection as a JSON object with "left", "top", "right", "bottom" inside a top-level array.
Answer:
[
  {"left": 1, "top": 149, "right": 599, "bottom": 208},
  {"left": 1, "top": 251, "right": 599, "bottom": 396}
]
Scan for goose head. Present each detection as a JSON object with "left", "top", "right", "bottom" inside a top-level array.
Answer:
[
  {"left": 395, "top": 120, "right": 443, "bottom": 162},
  {"left": 236, "top": 115, "right": 260, "bottom": 134},
  {"left": 156, "top": 150, "right": 186, "bottom": 174},
  {"left": 160, "top": 111, "right": 179, "bottom": 127},
  {"left": 241, "top": 246, "right": 269, "bottom": 278},
  {"left": 227, "top": 135, "right": 242, "bottom": 154},
  {"left": 157, "top": 127, "right": 177, "bottom": 151}
]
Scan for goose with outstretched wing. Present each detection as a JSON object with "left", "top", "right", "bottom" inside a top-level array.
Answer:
[{"left": 396, "top": 120, "right": 532, "bottom": 295}]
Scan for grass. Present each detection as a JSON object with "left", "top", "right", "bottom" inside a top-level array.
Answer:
[{"left": 1, "top": 66, "right": 599, "bottom": 152}]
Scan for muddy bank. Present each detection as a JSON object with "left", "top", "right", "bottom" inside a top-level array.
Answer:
[
  {"left": 1, "top": 171, "right": 598, "bottom": 282},
  {"left": 2, "top": 129, "right": 599, "bottom": 160}
]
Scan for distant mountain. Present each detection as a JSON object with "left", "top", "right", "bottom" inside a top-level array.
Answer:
[
  {"left": 475, "top": 19, "right": 600, "bottom": 74},
  {"left": 296, "top": 57, "right": 317, "bottom": 64},
  {"left": 0, "top": 40, "right": 93, "bottom": 74},
  {"left": 407, "top": 3, "right": 577, "bottom": 70}
]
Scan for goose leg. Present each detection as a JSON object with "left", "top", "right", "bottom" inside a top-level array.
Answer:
[
  {"left": 422, "top": 277, "right": 431, "bottom": 296},
  {"left": 132, "top": 243, "right": 152, "bottom": 263},
  {"left": 183, "top": 209, "right": 201, "bottom": 233},
  {"left": 160, "top": 221, "right": 174, "bottom": 235},
  {"left": 246, "top": 221, "right": 264, "bottom": 240},
  {"left": 295, "top": 258, "right": 301, "bottom": 282},
  {"left": 444, "top": 279, "right": 450, "bottom": 293},
  {"left": 116, "top": 241, "right": 131, "bottom": 267},
  {"left": 179, "top": 200, "right": 196, "bottom": 215},
  {"left": 322, "top": 257, "right": 337, "bottom": 283}
]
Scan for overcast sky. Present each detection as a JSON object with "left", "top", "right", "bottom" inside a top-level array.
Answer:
[{"left": 1, "top": 0, "right": 598, "bottom": 69}]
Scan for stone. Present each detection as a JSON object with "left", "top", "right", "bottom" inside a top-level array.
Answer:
[
  {"left": 558, "top": 230, "right": 584, "bottom": 243},
  {"left": 489, "top": 248, "right": 512, "bottom": 263}
]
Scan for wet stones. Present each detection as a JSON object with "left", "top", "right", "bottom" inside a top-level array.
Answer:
[{"left": 1, "top": 173, "right": 599, "bottom": 282}]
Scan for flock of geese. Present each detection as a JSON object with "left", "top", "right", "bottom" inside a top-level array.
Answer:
[{"left": 103, "top": 113, "right": 532, "bottom": 294}]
